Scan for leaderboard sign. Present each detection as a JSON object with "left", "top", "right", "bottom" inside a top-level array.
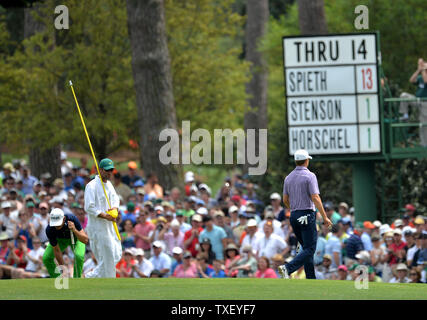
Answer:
[{"left": 283, "top": 33, "right": 382, "bottom": 156}]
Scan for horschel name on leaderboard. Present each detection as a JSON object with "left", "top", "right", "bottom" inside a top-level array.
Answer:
[{"left": 291, "top": 127, "right": 352, "bottom": 151}]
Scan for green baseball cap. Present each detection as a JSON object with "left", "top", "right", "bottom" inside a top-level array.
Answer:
[
  {"left": 26, "top": 201, "right": 35, "bottom": 208},
  {"left": 71, "top": 202, "right": 81, "bottom": 209},
  {"left": 176, "top": 209, "right": 184, "bottom": 216},
  {"left": 355, "top": 221, "right": 364, "bottom": 229},
  {"left": 127, "top": 201, "right": 135, "bottom": 212},
  {"left": 99, "top": 158, "right": 115, "bottom": 170}
]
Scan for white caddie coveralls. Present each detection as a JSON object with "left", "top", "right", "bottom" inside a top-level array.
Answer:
[{"left": 84, "top": 175, "right": 122, "bottom": 278}]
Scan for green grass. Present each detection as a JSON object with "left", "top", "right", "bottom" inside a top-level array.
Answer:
[{"left": 0, "top": 278, "right": 425, "bottom": 300}]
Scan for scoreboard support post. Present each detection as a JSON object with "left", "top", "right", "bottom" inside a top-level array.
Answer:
[{"left": 352, "top": 161, "right": 377, "bottom": 223}]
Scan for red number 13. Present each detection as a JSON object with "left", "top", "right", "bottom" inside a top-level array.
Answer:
[{"left": 361, "top": 68, "right": 373, "bottom": 90}]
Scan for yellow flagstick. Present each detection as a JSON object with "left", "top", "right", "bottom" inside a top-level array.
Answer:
[{"left": 69, "top": 80, "right": 121, "bottom": 241}]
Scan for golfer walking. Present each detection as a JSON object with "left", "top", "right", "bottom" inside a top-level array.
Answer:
[
  {"left": 84, "top": 158, "right": 122, "bottom": 278},
  {"left": 278, "top": 149, "right": 332, "bottom": 279}
]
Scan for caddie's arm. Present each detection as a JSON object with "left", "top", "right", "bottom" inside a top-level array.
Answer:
[
  {"left": 84, "top": 183, "right": 116, "bottom": 222},
  {"left": 311, "top": 194, "right": 332, "bottom": 228},
  {"left": 97, "top": 212, "right": 117, "bottom": 222}
]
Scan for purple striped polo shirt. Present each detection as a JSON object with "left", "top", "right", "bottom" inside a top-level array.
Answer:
[{"left": 283, "top": 166, "right": 320, "bottom": 212}]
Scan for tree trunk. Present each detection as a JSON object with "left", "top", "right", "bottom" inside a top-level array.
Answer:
[
  {"left": 126, "top": 0, "right": 183, "bottom": 190},
  {"left": 29, "top": 146, "right": 62, "bottom": 181},
  {"left": 25, "top": 3, "right": 62, "bottom": 180},
  {"left": 244, "top": 0, "right": 269, "bottom": 174},
  {"left": 298, "top": 0, "right": 328, "bottom": 35}
]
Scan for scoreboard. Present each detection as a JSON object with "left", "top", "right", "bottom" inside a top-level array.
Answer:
[{"left": 283, "top": 33, "right": 382, "bottom": 156}]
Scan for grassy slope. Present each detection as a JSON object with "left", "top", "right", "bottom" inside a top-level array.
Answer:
[{"left": 0, "top": 278, "right": 426, "bottom": 300}]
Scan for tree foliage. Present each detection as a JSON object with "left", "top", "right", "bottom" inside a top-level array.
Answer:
[
  {"left": 0, "top": 0, "right": 251, "bottom": 164},
  {"left": 0, "top": 0, "right": 135, "bottom": 159},
  {"left": 166, "top": 0, "right": 250, "bottom": 131}
]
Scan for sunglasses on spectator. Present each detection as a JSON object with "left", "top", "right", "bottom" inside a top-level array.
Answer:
[
  {"left": 105, "top": 169, "right": 114, "bottom": 172},
  {"left": 409, "top": 273, "right": 417, "bottom": 276}
]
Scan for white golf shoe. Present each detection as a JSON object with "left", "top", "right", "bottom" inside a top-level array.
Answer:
[{"left": 278, "top": 265, "right": 290, "bottom": 279}]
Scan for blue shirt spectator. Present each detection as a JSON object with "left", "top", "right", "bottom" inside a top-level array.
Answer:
[
  {"left": 345, "top": 231, "right": 364, "bottom": 260},
  {"left": 361, "top": 232, "right": 373, "bottom": 252},
  {"left": 314, "top": 235, "right": 327, "bottom": 266},
  {"left": 199, "top": 216, "right": 227, "bottom": 260},
  {"left": 325, "top": 225, "right": 342, "bottom": 268}
]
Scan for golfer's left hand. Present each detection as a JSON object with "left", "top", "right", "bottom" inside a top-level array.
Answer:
[{"left": 68, "top": 221, "right": 76, "bottom": 231}]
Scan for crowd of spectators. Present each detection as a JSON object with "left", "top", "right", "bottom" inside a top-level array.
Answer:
[{"left": 0, "top": 154, "right": 426, "bottom": 283}]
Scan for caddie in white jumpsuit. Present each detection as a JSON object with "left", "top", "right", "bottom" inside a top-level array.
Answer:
[{"left": 84, "top": 158, "right": 122, "bottom": 278}]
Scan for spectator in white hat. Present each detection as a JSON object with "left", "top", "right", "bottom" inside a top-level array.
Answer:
[
  {"left": 60, "top": 151, "right": 73, "bottom": 177},
  {"left": 170, "top": 246, "right": 183, "bottom": 275},
  {"left": 228, "top": 205, "right": 240, "bottom": 229},
  {"left": 393, "top": 219, "right": 404, "bottom": 230},
  {"left": 199, "top": 184, "right": 217, "bottom": 210},
  {"left": 183, "top": 214, "right": 203, "bottom": 258},
  {"left": 379, "top": 223, "right": 391, "bottom": 237},
  {"left": 270, "top": 193, "right": 283, "bottom": 219},
  {"left": 338, "top": 202, "right": 350, "bottom": 219},
  {"left": 118, "top": 248, "right": 136, "bottom": 278},
  {"left": 389, "top": 263, "right": 410, "bottom": 283},
  {"left": 240, "top": 219, "right": 261, "bottom": 254},
  {"left": 387, "top": 228, "right": 406, "bottom": 267},
  {"left": 0, "top": 201, "right": 16, "bottom": 238},
  {"left": 131, "top": 248, "right": 154, "bottom": 278},
  {"left": 184, "top": 171, "right": 195, "bottom": 197},
  {"left": 196, "top": 207, "right": 208, "bottom": 216},
  {"left": 149, "top": 240, "right": 171, "bottom": 277}
]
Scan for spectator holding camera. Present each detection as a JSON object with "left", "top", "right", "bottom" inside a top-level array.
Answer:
[{"left": 399, "top": 58, "right": 427, "bottom": 146}]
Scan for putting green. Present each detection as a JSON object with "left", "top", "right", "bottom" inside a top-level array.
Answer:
[{"left": 0, "top": 278, "right": 426, "bottom": 300}]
